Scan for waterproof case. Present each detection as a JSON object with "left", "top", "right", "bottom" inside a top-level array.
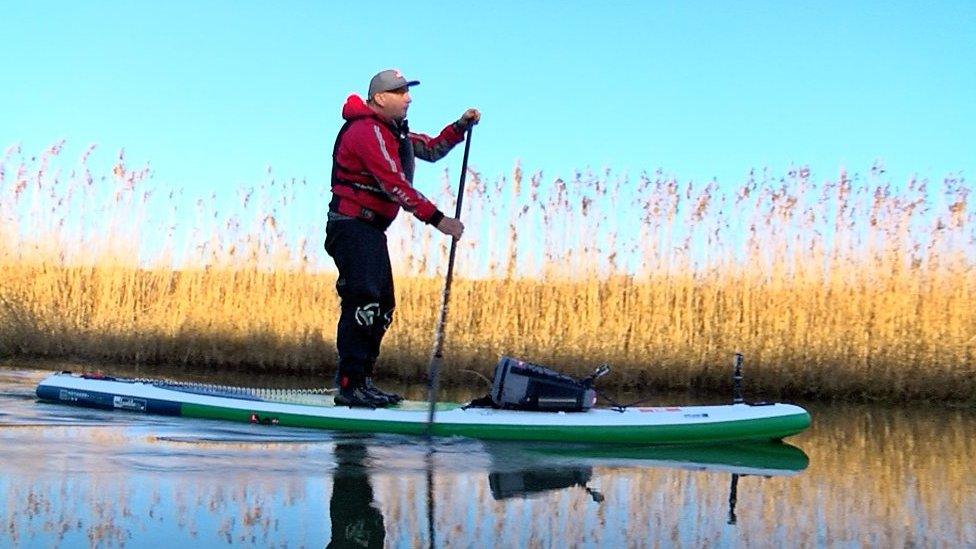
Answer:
[{"left": 489, "top": 356, "right": 599, "bottom": 412}]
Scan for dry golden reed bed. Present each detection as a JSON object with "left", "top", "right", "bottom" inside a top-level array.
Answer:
[{"left": 1, "top": 143, "right": 973, "bottom": 402}]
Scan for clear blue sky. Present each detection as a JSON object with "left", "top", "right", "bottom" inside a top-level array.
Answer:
[{"left": 4, "top": 1, "right": 974, "bottom": 202}]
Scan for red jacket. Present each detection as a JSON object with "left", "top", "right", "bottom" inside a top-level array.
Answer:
[{"left": 330, "top": 94, "right": 466, "bottom": 228}]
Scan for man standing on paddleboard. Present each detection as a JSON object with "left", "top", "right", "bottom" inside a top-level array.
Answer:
[{"left": 326, "top": 69, "right": 480, "bottom": 408}]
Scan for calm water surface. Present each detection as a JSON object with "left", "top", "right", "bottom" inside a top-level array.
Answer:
[{"left": 1, "top": 364, "right": 973, "bottom": 548}]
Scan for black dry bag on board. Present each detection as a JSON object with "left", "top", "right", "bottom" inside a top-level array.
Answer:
[{"left": 488, "top": 356, "right": 607, "bottom": 412}]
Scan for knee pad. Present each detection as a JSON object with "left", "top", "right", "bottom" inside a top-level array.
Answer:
[{"left": 353, "top": 302, "right": 382, "bottom": 327}]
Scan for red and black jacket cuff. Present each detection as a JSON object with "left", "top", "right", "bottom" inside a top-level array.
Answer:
[{"left": 428, "top": 210, "right": 445, "bottom": 227}]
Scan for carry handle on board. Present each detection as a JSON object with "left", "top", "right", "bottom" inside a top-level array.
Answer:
[{"left": 580, "top": 364, "right": 610, "bottom": 387}]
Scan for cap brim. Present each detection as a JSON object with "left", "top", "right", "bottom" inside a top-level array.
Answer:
[{"left": 383, "top": 81, "right": 420, "bottom": 93}]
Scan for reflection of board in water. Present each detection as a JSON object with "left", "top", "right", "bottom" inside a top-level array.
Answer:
[
  {"left": 488, "top": 440, "right": 810, "bottom": 476},
  {"left": 481, "top": 441, "right": 808, "bottom": 528},
  {"left": 479, "top": 439, "right": 807, "bottom": 510}
]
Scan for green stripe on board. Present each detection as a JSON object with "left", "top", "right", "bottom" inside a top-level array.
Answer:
[{"left": 179, "top": 403, "right": 811, "bottom": 444}]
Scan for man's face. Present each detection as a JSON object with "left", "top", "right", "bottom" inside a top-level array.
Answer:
[{"left": 374, "top": 87, "right": 411, "bottom": 121}]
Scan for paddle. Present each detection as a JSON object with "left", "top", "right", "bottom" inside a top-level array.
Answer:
[{"left": 426, "top": 126, "right": 473, "bottom": 432}]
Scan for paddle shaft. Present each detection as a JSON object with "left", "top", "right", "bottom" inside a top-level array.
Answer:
[{"left": 426, "top": 127, "right": 473, "bottom": 430}]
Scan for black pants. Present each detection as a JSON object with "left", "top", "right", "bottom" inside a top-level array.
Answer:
[{"left": 324, "top": 219, "right": 395, "bottom": 383}]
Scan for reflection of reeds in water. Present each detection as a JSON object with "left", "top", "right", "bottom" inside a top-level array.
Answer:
[
  {"left": 790, "top": 406, "right": 976, "bottom": 545},
  {"left": 1, "top": 143, "right": 974, "bottom": 400},
  {"left": 2, "top": 408, "right": 974, "bottom": 546},
  {"left": 376, "top": 408, "right": 976, "bottom": 547}
]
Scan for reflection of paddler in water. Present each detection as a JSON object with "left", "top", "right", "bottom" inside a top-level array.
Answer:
[{"left": 327, "top": 442, "right": 385, "bottom": 549}]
